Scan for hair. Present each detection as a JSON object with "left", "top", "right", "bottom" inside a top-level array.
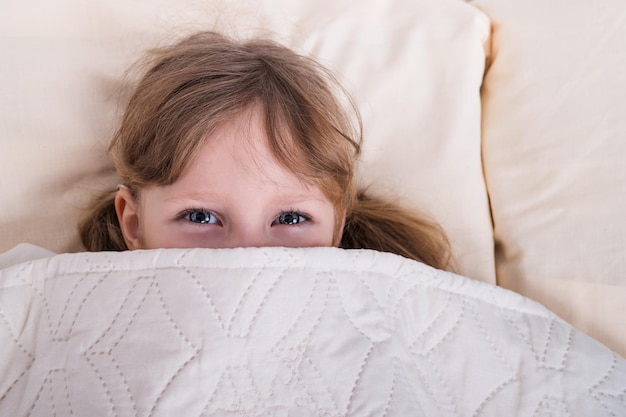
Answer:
[{"left": 80, "top": 31, "right": 452, "bottom": 270}]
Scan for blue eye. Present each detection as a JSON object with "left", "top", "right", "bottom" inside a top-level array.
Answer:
[
  {"left": 181, "top": 209, "right": 219, "bottom": 224},
  {"left": 275, "top": 211, "right": 308, "bottom": 225}
]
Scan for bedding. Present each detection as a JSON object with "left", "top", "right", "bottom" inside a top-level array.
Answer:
[
  {"left": 473, "top": 0, "right": 626, "bottom": 363},
  {"left": 1, "top": 247, "right": 624, "bottom": 416},
  {"left": 1, "top": 0, "right": 626, "bottom": 391},
  {"left": 0, "top": 0, "right": 495, "bottom": 282}
]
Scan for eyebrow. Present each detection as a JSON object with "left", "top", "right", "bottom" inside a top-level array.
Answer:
[
  {"left": 163, "top": 192, "right": 222, "bottom": 204},
  {"left": 163, "top": 191, "right": 328, "bottom": 205}
]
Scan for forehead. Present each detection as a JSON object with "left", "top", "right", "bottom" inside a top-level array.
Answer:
[
  {"left": 161, "top": 105, "right": 325, "bottom": 201},
  {"left": 204, "top": 105, "right": 293, "bottom": 180}
]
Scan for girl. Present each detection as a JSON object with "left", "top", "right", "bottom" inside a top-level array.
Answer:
[{"left": 80, "top": 31, "right": 452, "bottom": 271}]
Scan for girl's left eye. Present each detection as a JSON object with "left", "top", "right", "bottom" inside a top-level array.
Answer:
[
  {"left": 179, "top": 209, "right": 219, "bottom": 225},
  {"left": 274, "top": 211, "right": 309, "bottom": 225}
]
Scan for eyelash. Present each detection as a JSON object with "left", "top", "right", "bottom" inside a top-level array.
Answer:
[
  {"left": 273, "top": 210, "right": 311, "bottom": 226},
  {"left": 176, "top": 208, "right": 311, "bottom": 226},
  {"left": 177, "top": 208, "right": 220, "bottom": 225}
]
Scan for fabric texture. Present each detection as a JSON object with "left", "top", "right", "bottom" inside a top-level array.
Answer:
[
  {"left": 0, "top": 0, "right": 493, "bottom": 282},
  {"left": 1, "top": 247, "right": 624, "bottom": 416},
  {"left": 472, "top": 0, "right": 626, "bottom": 356},
  {"left": 0, "top": 244, "right": 56, "bottom": 270}
]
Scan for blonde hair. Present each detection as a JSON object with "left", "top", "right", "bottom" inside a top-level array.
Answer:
[{"left": 80, "top": 31, "right": 452, "bottom": 270}]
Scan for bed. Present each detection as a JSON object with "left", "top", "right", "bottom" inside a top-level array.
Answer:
[{"left": 1, "top": 0, "right": 625, "bottom": 415}]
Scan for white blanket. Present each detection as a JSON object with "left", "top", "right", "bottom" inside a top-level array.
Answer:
[{"left": 0, "top": 247, "right": 624, "bottom": 416}]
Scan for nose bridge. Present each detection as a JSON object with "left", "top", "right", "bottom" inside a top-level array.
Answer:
[{"left": 230, "top": 216, "right": 271, "bottom": 248}]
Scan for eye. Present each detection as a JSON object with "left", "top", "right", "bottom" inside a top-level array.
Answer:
[
  {"left": 274, "top": 211, "right": 309, "bottom": 225},
  {"left": 179, "top": 209, "right": 219, "bottom": 225}
]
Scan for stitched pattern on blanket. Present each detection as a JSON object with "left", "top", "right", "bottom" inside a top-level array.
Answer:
[{"left": 0, "top": 247, "right": 624, "bottom": 416}]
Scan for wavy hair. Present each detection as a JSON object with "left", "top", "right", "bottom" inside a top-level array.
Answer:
[{"left": 80, "top": 31, "right": 452, "bottom": 270}]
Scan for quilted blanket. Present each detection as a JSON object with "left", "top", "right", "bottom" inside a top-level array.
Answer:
[{"left": 0, "top": 247, "right": 624, "bottom": 416}]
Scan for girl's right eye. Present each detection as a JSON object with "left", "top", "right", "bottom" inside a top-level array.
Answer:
[{"left": 179, "top": 209, "right": 219, "bottom": 225}]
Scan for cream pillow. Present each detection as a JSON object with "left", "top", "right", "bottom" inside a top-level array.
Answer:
[
  {"left": 472, "top": 0, "right": 626, "bottom": 356},
  {"left": 0, "top": 0, "right": 494, "bottom": 281}
]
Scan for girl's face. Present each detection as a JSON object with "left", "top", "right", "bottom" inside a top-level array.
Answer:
[{"left": 115, "top": 105, "right": 339, "bottom": 250}]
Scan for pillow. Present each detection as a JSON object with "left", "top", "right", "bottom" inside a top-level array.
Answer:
[
  {"left": 0, "top": 0, "right": 494, "bottom": 281},
  {"left": 471, "top": 0, "right": 626, "bottom": 356}
]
